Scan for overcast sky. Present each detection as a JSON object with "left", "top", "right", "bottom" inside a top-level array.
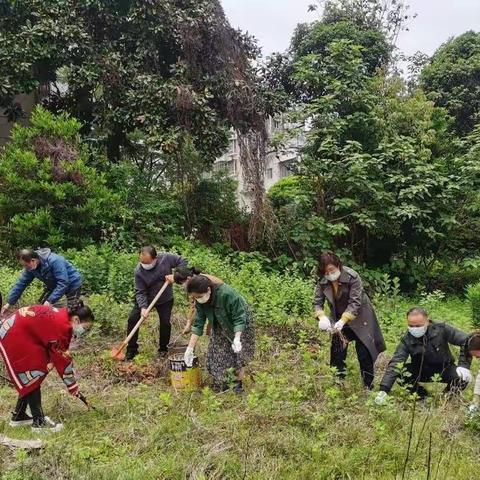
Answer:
[{"left": 222, "top": 0, "right": 480, "bottom": 59}]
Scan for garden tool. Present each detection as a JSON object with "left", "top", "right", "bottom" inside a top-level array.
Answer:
[
  {"left": 110, "top": 280, "right": 171, "bottom": 360},
  {"left": 77, "top": 392, "right": 98, "bottom": 412}
]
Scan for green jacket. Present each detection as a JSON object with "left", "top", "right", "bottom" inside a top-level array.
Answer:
[
  {"left": 380, "top": 321, "right": 472, "bottom": 393},
  {"left": 191, "top": 284, "right": 248, "bottom": 338}
]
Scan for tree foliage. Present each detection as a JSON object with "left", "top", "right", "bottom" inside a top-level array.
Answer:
[
  {"left": 0, "top": 106, "right": 119, "bottom": 251},
  {"left": 0, "top": 0, "right": 264, "bottom": 163},
  {"left": 421, "top": 30, "right": 480, "bottom": 136},
  {"left": 265, "top": 5, "right": 480, "bottom": 287}
]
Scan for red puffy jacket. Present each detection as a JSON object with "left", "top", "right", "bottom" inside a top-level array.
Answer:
[{"left": 0, "top": 305, "right": 78, "bottom": 397}]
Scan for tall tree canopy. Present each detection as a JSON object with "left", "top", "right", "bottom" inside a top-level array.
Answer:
[
  {"left": 421, "top": 31, "right": 480, "bottom": 137},
  {"left": 0, "top": 0, "right": 265, "bottom": 163}
]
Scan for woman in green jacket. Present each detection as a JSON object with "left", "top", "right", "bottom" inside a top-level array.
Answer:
[{"left": 184, "top": 275, "right": 255, "bottom": 393}]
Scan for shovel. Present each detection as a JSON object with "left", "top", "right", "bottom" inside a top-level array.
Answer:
[{"left": 111, "top": 280, "right": 171, "bottom": 360}]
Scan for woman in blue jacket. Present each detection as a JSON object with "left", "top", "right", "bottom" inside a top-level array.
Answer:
[{"left": 1, "top": 249, "right": 82, "bottom": 314}]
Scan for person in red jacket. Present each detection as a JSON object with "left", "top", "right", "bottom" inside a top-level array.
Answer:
[{"left": 0, "top": 301, "right": 94, "bottom": 432}]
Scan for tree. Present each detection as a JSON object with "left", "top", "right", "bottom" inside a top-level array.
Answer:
[
  {"left": 0, "top": 0, "right": 262, "bottom": 164},
  {"left": 421, "top": 31, "right": 480, "bottom": 136},
  {"left": 264, "top": 7, "right": 479, "bottom": 286},
  {"left": 307, "top": 0, "right": 412, "bottom": 51},
  {"left": 0, "top": 106, "right": 119, "bottom": 252}
]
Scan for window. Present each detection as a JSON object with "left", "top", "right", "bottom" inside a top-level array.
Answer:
[
  {"left": 231, "top": 138, "right": 238, "bottom": 154},
  {"left": 214, "top": 160, "right": 235, "bottom": 175},
  {"left": 279, "top": 160, "right": 295, "bottom": 178},
  {"left": 266, "top": 168, "right": 273, "bottom": 179}
]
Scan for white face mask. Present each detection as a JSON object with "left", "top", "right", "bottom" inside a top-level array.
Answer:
[
  {"left": 196, "top": 291, "right": 211, "bottom": 304},
  {"left": 73, "top": 325, "right": 87, "bottom": 338},
  {"left": 141, "top": 261, "right": 156, "bottom": 271},
  {"left": 325, "top": 270, "right": 341, "bottom": 282},
  {"left": 408, "top": 325, "right": 428, "bottom": 338}
]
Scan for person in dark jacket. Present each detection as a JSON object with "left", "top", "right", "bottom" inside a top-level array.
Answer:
[
  {"left": 1, "top": 248, "right": 83, "bottom": 315},
  {"left": 125, "top": 246, "right": 187, "bottom": 361},
  {"left": 314, "top": 251, "right": 386, "bottom": 389},
  {"left": 184, "top": 275, "right": 255, "bottom": 393},
  {"left": 375, "top": 307, "right": 472, "bottom": 405}
]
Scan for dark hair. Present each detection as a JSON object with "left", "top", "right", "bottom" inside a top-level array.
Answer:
[
  {"left": 174, "top": 266, "right": 202, "bottom": 285},
  {"left": 140, "top": 246, "right": 157, "bottom": 259},
  {"left": 468, "top": 334, "right": 480, "bottom": 352},
  {"left": 406, "top": 307, "right": 428, "bottom": 318},
  {"left": 318, "top": 251, "right": 343, "bottom": 276},
  {"left": 68, "top": 300, "right": 94, "bottom": 323},
  {"left": 186, "top": 275, "right": 212, "bottom": 295},
  {"left": 18, "top": 249, "right": 39, "bottom": 262}
]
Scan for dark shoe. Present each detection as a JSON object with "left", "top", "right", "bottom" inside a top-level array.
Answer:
[
  {"left": 157, "top": 350, "right": 168, "bottom": 360},
  {"left": 9, "top": 411, "right": 33, "bottom": 427},
  {"left": 233, "top": 380, "right": 244, "bottom": 395},
  {"left": 32, "top": 416, "right": 63, "bottom": 433}
]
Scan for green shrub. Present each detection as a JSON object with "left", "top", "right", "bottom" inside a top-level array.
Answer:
[
  {"left": 0, "top": 106, "right": 119, "bottom": 252},
  {"left": 425, "top": 259, "right": 480, "bottom": 295},
  {"left": 467, "top": 282, "right": 480, "bottom": 328},
  {"left": 107, "top": 252, "right": 137, "bottom": 303},
  {"left": 0, "top": 266, "right": 43, "bottom": 306},
  {"left": 64, "top": 245, "right": 114, "bottom": 295},
  {"left": 88, "top": 294, "right": 131, "bottom": 334}
]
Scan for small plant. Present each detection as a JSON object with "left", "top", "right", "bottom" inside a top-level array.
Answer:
[
  {"left": 419, "top": 290, "right": 446, "bottom": 311},
  {"left": 467, "top": 282, "right": 480, "bottom": 328}
]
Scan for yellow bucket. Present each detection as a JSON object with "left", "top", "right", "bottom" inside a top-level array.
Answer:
[{"left": 168, "top": 353, "right": 201, "bottom": 391}]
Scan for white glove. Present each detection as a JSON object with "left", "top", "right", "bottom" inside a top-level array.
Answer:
[
  {"left": 184, "top": 347, "right": 195, "bottom": 367},
  {"left": 232, "top": 337, "right": 242, "bottom": 353},
  {"left": 318, "top": 316, "right": 332, "bottom": 332},
  {"left": 468, "top": 404, "right": 480, "bottom": 416},
  {"left": 334, "top": 319, "right": 345, "bottom": 332},
  {"left": 375, "top": 391, "right": 388, "bottom": 406},
  {"left": 456, "top": 366, "right": 472, "bottom": 383}
]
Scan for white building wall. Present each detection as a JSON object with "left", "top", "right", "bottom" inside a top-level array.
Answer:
[{"left": 214, "top": 115, "right": 305, "bottom": 209}]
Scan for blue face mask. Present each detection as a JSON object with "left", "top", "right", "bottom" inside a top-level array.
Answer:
[
  {"left": 73, "top": 325, "right": 87, "bottom": 338},
  {"left": 408, "top": 325, "right": 428, "bottom": 338}
]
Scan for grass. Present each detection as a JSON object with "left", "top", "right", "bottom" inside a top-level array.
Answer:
[{"left": 1, "top": 295, "right": 480, "bottom": 479}]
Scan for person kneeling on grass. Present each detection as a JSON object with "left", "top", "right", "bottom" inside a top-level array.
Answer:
[
  {"left": 0, "top": 301, "right": 94, "bottom": 432},
  {"left": 375, "top": 307, "right": 472, "bottom": 405},
  {"left": 183, "top": 276, "right": 255, "bottom": 394}
]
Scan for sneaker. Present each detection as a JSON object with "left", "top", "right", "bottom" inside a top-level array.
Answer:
[
  {"left": 32, "top": 416, "right": 64, "bottom": 433},
  {"left": 9, "top": 412, "right": 33, "bottom": 427},
  {"left": 157, "top": 350, "right": 168, "bottom": 360}
]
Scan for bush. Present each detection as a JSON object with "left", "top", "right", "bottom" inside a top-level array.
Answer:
[
  {"left": 424, "top": 259, "right": 480, "bottom": 295},
  {"left": 64, "top": 245, "right": 114, "bottom": 295},
  {"left": 467, "top": 282, "right": 480, "bottom": 328},
  {"left": 0, "top": 106, "right": 120, "bottom": 252},
  {"left": 88, "top": 294, "right": 131, "bottom": 334},
  {"left": 0, "top": 266, "right": 43, "bottom": 306}
]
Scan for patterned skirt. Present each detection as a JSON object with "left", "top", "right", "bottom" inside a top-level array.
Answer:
[{"left": 206, "top": 309, "right": 255, "bottom": 385}]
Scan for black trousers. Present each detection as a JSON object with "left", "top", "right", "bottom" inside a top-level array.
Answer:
[
  {"left": 330, "top": 326, "right": 374, "bottom": 388},
  {"left": 403, "top": 360, "right": 468, "bottom": 397},
  {"left": 38, "top": 287, "right": 82, "bottom": 308},
  {"left": 14, "top": 387, "right": 43, "bottom": 419},
  {"left": 126, "top": 300, "right": 173, "bottom": 354}
]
